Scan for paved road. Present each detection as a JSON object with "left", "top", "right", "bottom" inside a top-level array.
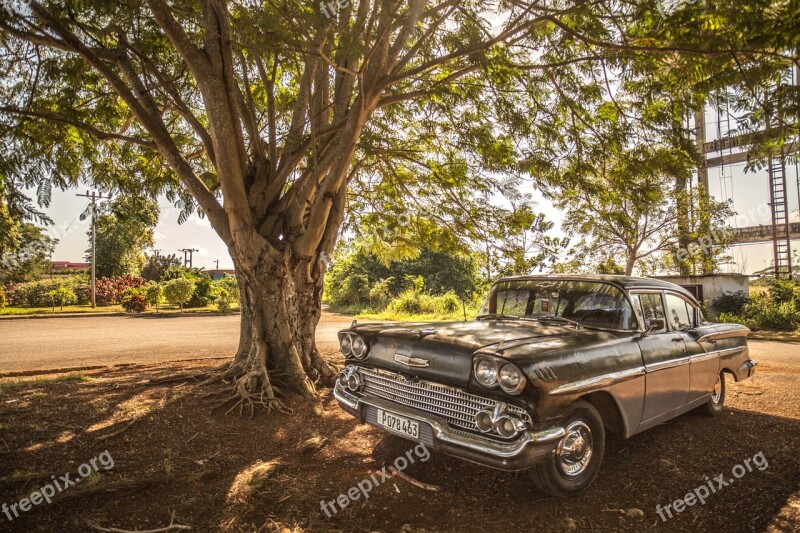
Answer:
[
  {"left": 0, "top": 312, "right": 354, "bottom": 374},
  {"left": 0, "top": 314, "right": 795, "bottom": 374}
]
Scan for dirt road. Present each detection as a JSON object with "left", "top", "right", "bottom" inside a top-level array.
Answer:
[{"left": 0, "top": 312, "right": 354, "bottom": 373}]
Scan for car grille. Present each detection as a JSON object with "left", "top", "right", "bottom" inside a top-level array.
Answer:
[{"left": 356, "top": 366, "right": 532, "bottom": 436}]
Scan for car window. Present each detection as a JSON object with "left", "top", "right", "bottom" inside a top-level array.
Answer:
[
  {"left": 639, "top": 293, "right": 666, "bottom": 333},
  {"left": 665, "top": 294, "right": 692, "bottom": 331},
  {"left": 499, "top": 288, "right": 530, "bottom": 317}
]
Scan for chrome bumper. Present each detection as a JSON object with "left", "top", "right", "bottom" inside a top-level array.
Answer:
[
  {"left": 333, "top": 380, "right": 564, "bottom": 471},
  {"left": 736, "top": 359, "right": 758, "bottom": 381}
]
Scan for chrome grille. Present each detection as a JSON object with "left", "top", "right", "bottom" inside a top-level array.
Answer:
[{"left": 356, "top": 366, "right": 532, "bottom": 435}]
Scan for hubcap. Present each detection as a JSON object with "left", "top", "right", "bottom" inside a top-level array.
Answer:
[
  {"left": 711, "top": 375, "right": 722, "bottom": 404},
  {"left": 557, "top": 420, "right": 594, "bottom": 477}
]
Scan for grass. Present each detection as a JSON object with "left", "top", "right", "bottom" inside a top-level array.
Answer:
[
  {"left": 0, "top": 373, "right": 90, "bottom": 396},
  {"left": 0, "top": 304, "right": 239, "bottom": 316}
]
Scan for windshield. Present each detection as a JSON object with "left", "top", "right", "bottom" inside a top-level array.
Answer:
[{"left": 479, "top": 279, "right": 636, "bottom": 330}]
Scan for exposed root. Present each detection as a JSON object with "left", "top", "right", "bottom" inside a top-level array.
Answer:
[
  {"left": 87, "top": 512, "right": 191, "bottom": 532},
  {"left": 95, "top": 420, "right": 137, "bottom": 441}
]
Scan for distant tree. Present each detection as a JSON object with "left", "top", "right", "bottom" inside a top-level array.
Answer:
[
  {"left": 47, "top": 286, "right": 76, "bottom": 311},
  {"left": 141, "top": 254, "right": 181, "bottom": 282},
  {"left": 163, "top": 277, "right": 195, "bottom": 312},
  {"left": 213, "top": 276, "right": 239, "bottom": 313},
  {"left": 144, "top": 281, "right": 164, "bottom": 312},
  {"left": 0, "top": 223, "right": 57, "bottom": 283},
  {"left": 85, "top": 197, "right": 159, "bottom": 278}
]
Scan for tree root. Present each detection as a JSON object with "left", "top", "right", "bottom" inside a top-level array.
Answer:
[{"left": 87, "top": 511, "right": 191, "bottom": 532}]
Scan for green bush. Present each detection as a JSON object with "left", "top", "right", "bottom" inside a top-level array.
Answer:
[
  {"left": 212, "top": 276, "right": 239, "bottom": 312},
  {"left": 0, "top": 286, "right": 6, "bottom": 311},
  {"left": 163, "top": 277, "right": 196, "bottom": 311},
  {"left": 712, "top": 291, "right": 750, "bottom": 315},
  {"left": 46, "top": 286, "right": 77, "bottom": 311},
  {"left": 121, "top": 289, "right": 148, "bottom": 313},
  {"left": 11, "top": 278, "right": 84, "bottom": 307},
  {"left": 144, "top": 281, "right": 164, "bottom": 311},
  {"left": 188, "top": 276, "right": 213, "bottom": 308},
  {"left": 387, "top": 289, "right": 437, "bottom": 315},
  {"left": 735, "top": 296, "right": 800, "bottom": 331},
  {"left": 434, "top": 291, "right": 462, "bottom": 314}
]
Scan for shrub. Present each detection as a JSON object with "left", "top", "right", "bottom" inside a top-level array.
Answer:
[
  {"left": 163, "top": 277, "right": 196, "bottom": 311},
  {"left": 213, "top": 277, "right": 239, "bottom": 312},
  {"left": 3, "top": 283, "right": 14, "bottom": 306},
  {"left": 712, "top": 291, "right": 750, "bottom": 315},
  {"left": 0, "top": 286, "right": 6, "bottom": 311},
  {"left": 47, "top": 286, "right": 77, "bottom": 311},
  {"left": 768, "top": 279, "right": 800, "bottom": 310},
  {"left": 92, "top": 275, "right": 146, "bottom": 306},
  {"left": 121, "top": 289, "right": 148, "bottom": 313},
  {"left": 188, "top": 276, "right": 213, "bottom": 308},
  {"left": 737, "top": 296, "right": 800, "bottom": 331},
  {"left": 144, "top": 281, "right": 164, "bottom": 311},
  {"left": 387, "top": 289, "right": 437, "bottom": 315},
  {"left": 434, "top": 291, "right": 462, "bottom": 315}
]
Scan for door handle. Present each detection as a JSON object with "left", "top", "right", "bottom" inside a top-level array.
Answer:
[{"left": 672, "top": 337, "right": 683, "bottom": 342}]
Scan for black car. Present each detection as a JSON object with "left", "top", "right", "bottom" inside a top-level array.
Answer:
[{"left": 334, "top": 275, "right": 756, "bottom": 496}]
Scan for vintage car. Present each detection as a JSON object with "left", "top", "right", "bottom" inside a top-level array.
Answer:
[{"left": 333, "top": 275, "right": 757, "bottom": 496}]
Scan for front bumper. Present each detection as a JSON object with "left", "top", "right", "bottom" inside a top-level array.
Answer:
[{"left": 333, "top": 380, "right": 564, "bottom": 471}]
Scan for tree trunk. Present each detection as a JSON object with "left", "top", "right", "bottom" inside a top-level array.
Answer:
[
  {"left": 625, "top": 252, "right": 636, "bottom": 276},
  {"left": 219, "top": 236, "right": 339, "bottom": 409}
]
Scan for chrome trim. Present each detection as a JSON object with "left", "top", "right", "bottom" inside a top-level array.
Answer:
[
  {"left": 715, "top": 346, "right": 747, "bottom": 358},
  {"left": 738, "top": 359, "right": 758, "bottom": 372},
  {"left": 394, "top": 353, "right": 430, "bottom": 368},
  {"left": 353, "top": 365, "right": 532, "bottom": 435},
  {"left": 549, "top": 367, "right": 645, "bottom": 396},
  {"left": 645, "top": 356, "right": 691, "bottom": 373},
  {"left": 688, "top": 351, "right": 721, "bottom": 364},
  {"left": 334, "top": 380, "right": 565, "bottom": 459},
  {"left": 696, "top": 329, "right": 751, "bottom": 343}
]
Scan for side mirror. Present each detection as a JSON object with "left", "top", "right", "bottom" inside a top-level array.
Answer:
[{"left": 642, "top": 319, "right": 665, "bottom": 338}]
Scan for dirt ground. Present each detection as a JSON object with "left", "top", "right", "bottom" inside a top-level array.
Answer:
[{"left": 0, "top": 349, "right": 798, "bottom": 532}]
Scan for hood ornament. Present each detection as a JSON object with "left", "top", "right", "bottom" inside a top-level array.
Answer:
[
  {"left": 395, "top": 354, "right": 430, "bottom": 368},
  {"left": 411, "top": 328, "right": 437, "bottom": 338}
]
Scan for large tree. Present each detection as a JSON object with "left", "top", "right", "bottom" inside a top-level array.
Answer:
[
  {"left": 1, "top": 0, "right": 796, "bottom": 409},
  {"left": 86, "top": 196, "right": 159, "bottom": 277}
]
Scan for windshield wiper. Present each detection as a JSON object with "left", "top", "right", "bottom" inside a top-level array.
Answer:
[{"left": 535, "top": 316, "right": 581, "bottom": 328}]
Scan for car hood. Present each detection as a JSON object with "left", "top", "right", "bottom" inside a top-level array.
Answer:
[{"left": 348, "top": 319, "right": 622, "bottom": 387}]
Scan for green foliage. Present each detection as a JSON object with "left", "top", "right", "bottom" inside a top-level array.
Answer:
[
  {"left": 46, "top": 286, "right": 77, "bottom": 311},
  {"left": 188, "top": 276, "right": 213, "bottom": 308},
  {"left": 8, "top": 277, "right": 87, "bottom": 307},
  {"left": 0, "top": 285, "right": 6, "bottom": 311},
  {"left": 212, "top": 276, "right": 239, "bottom": 312},
  {"left": 121, "top": 288, "right": 148, "bottom": 313},
  {"left": 141, "top": 254, "right": 182, "bottom": 282},
  {"left": 712, "top": 291, "right": 751, "bottom": 315},
  {"left": 144, "top": 281, "right": 164, "bottom": 311},
  {"left": 87, "top": 197, "right": 159, "bottom": 278},
  {"left": 163, "top": 278, "right": 196, "bottom": 311},
  {"left": 0, "top": 223, "right": 57, "bottom": 283},
  {"left": 719, "top": 281, "right": 800, "bottom": 331},
  {"left": 325, "top": 246, "right": 479, "bottom": 311}
]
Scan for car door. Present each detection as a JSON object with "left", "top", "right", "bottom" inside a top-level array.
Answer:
[
  {"left": 634, "top": 292, "right": 690, "bottom": 425},
  {"left": 663, "top": 292, "right": 719, "bottom": 403}
]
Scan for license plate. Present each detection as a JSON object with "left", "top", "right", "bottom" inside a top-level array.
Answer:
[{"left": 376, "top": 408, "right": 420, "bottom": 440}]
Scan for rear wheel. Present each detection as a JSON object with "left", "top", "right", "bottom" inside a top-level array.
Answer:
[
  {"left": 702, "top": 372, "right": 726, "bottom": 416},
  {"left": 530, "top": 401, "right": 605, "bottom": 497}
]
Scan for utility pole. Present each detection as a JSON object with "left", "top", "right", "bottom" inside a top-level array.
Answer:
[
  {"left": 179, "top": 248, "right": 199, "bottom": 268},
  {"left": 76, "top": 190, "right": 111, "bottom": 308},
  {"left": 214, "top": 259, "right": 219, "bottom": 270}
]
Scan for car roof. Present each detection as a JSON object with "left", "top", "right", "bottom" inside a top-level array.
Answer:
[{"left": 496, "top": 274, "right": 699, "bottom": 304}]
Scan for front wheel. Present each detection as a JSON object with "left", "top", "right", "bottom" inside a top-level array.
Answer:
[
  {"left": 530, "top": 400, "right": 605, "bottom": 497},
  {"left": 702, "top": 372, "right": 726, "bottom": 416}
]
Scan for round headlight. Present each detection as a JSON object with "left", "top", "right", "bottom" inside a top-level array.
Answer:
[
  {"left": 475, "top": 359, "right": 498, "bottom": 387},
  {"left": 340, "top": 334, "right": 352, "bottom": 355},
  {"left": 351, "top": 336, "right": 367, "bottom": 359},
  {"left": 498, "top": 364, "right": 525, "bottom": 394}
]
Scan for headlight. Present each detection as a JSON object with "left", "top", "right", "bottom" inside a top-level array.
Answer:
[
  {"left": 340, "top": 334, "right": 352, "bottom": 355},
  {"left": 498, "top": 364, "right": 525, "bottom": 394},
  {"left": 351, "top": 336, "right": 367, "bottom": 359},
  {"left": 475, "top": 358, "right": 498, "bottom": 386}
]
